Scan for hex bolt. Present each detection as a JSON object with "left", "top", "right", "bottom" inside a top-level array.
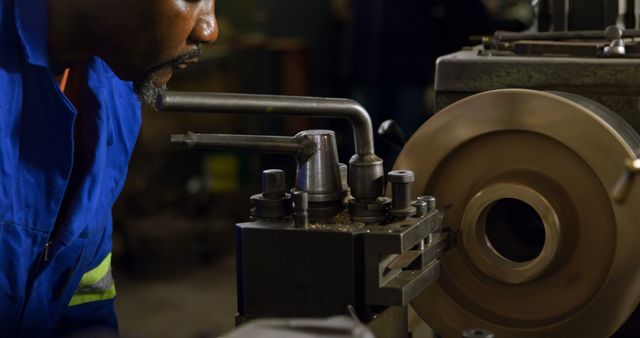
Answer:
[
  {"left": 418, "top": 195, "right": 437, "bottom": 213},
  {"left": 412, "top": 199, "right": 428, "bottom": 217},
  {"left": 388, "top": 170, "right": 415, "bottom": 213},
  {"left": 292, "top": 191, "right": 309, "bottom": 228},
  {"left": 262, "top": 169, "right": 286, "bottom": 199},
  {"left": 462, "top": 329, "right": 495, "bottom": 338}
]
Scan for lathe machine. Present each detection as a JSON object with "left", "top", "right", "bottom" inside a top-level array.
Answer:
[{"left": 154, "top": 18, "right": 640, "bottom": 338}]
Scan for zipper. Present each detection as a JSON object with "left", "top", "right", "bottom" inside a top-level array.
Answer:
[
  {"left": 40, "top": 220, "right": 64, "bottom": 267},
  {"left": 42, "top": 241, "right": 52, "bottom": 263}
]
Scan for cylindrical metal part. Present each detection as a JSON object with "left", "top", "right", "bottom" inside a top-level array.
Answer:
[
  {"left": 295, "top": 130, "right": 344, "bottom": 203},
  {"left": 292, "top": 191, "right": 309, "bottom": 228},
  {"left": 388, "top": 170, "right": 416, "bottom": 219},
  {"left": 262, "top": 169, "right": 286, "bottom": 199},
  {"left": 250, "top": 194, "right": 291, "bottom": 219},
  {"left": 418, "top": 195, "right": 437, "bottom": 213},
  {"left": 493, "top": 28, "right": 640, "bottom": 42},
  {"left": 349, "top": 154, "right": 384, "bottom": 201},
  {"left": 462, "top": 329, "right": 495, "bottom": 338},
  {"left": 389, "top": 170, "right": 415, "bottom": 210},
  {"left": 348, "top": 198, "right": 391, "bottom": 224},
  {"left": 171, "top": 132, "right": 317, "bottom": 162},
  {"left": 412, "top": 200, "right": 429, "bottom": 218},
  {"left": 339, "top": 163, "right": 348, "bottom": 191}
]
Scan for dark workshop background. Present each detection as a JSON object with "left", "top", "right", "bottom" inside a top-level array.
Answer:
[{"left": 111, "top": 1, "right": 534, "bottom": 337}]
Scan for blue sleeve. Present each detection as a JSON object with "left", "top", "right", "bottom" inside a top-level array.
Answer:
[{"left": 51, "top": 299, "right": 119, "bottom": 338}]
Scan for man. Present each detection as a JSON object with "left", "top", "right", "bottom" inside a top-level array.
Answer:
[{"left": 0, "top": 0, "right": 218, "bottom": 336}]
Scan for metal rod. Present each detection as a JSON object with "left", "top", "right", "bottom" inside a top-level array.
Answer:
[
  {"left": 157, "top": 91, "right": 375, "bottom": 157},
  {"left": 171, "top": 132, "right": 317, "bottom": 162},
  {"left": 493, "top": 28, "right": 640, "bottom": 42}
]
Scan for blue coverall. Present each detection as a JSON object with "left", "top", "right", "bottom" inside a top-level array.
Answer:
[{"left": 0, "top": 0, "right": 142, "bottom": 336}]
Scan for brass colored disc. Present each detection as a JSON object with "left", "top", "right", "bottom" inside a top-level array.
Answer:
[{"left": 394, "top": 89, "right": 640, "bottom": 337}]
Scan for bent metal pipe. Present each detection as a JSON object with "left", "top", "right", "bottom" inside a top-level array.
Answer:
[{"left": 156, "top": 91, "right": 384, "bottom": 201}]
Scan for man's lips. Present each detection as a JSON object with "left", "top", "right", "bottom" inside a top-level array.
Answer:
[
  {"left": 176, "top": 58, "right": 199, "bottom": 70},
  {"left": 147, "top": 56, "right": 200, "bottom": 87}
]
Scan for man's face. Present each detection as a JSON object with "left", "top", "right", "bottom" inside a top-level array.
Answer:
[{"left": 94, "top": 0, "right": 219, "bottom": 103}]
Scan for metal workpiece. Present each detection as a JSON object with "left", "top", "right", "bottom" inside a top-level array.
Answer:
[
  {"left": 171, "top": 132, "right": 317, "bottom": 163},
  {"left": 292, "top": 191, "right": 309, "bottom": 228},
  {"left": 363, "top": 211, "right": 444, "bottom": 307},
  {"left": 294, "top": 130, "right": 344, "bottom": 203},
  {"left": 157, "top": 91, "right": 375, "bottom": 156},
  {"left": 388, "top": 170, "right": 417, "bottom": 219},
  {"left": 397, "top": 89, "right": 640, "bottom": 337}
]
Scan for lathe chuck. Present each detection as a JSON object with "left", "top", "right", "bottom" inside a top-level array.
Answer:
[{"left": 394, "top": 89, "right": 640, "bottom": 337}]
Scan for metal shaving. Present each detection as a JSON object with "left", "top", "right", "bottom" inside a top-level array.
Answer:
[{"left": 308, "top": 210, "right": 366, "bottom": 232}]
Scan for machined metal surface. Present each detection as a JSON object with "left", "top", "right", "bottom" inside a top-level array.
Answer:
[
  {"left": 388, "top": 170, "right": 417, "bottom": 219},
  {"left": 295, "top": 130, "right": 344, "bottom": 203},
  {"left": 261, "top": 169, "right": 287, "bottom": 199},
  {"left": 434, "top": 47, "right": 640, "bottom": 132},
  {"left": 394, "top": 89, "right": 640, "bottom": 337},
  {"left": 235, "top": 208, "right": 445, "bottom": 324},
  {"left": 364, "top": 211, "right": 445, "bottom": 307}
]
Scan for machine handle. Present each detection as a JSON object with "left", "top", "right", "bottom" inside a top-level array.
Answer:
[
  {"left": 171, "top": 132, "right": 317, "bottom": 163},
  {"left": 611, "top": 157, "right": 640, "bottom": 203}
]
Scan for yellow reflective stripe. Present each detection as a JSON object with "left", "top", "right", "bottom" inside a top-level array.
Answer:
[
  {"left": 69, "top": 285, "right": 116, "bottom": 306},
  {"left": 69, "top": 253, "right": 116, "bottom": 307},
  {"left": 78, "top": 253, "right": 112, "bottom": 287}
]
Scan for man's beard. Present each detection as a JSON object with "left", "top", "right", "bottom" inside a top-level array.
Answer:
[{"left": 133, "top": 48, "right": 201, "bottom": 105}]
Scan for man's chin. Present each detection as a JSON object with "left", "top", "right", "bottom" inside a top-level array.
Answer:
[
  {"left": 133, "top": 67, "right": 173, "bottom": 106},
  {"left": 133, "top": 77, "right": 168, "bottom": 106},
  {"left": 152, "top": 66, "right": 174, "bottom": 88}
]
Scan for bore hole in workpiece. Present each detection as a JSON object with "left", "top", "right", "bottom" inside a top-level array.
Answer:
[{"left": 483, "top": 198, "right": 545, "bottom": 263}]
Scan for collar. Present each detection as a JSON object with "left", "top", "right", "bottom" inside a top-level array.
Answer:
[{"left": 14, "top": 0, "right": 50, "bottom": 67}]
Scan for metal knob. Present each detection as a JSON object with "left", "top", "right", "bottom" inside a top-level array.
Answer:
[
  {"left": 418, "top": 195, "right": 437, "bottom": 213},
  {"left": 262, "top": 169, "right": 286, "bottom": 199},
  {"left": 612, "top": 156, "right": 640, "bottom": 203},
  {"left": 412, "top": 200, "right": 428, "bottom": 218},
  {"left": 378, "top": 119, "right": 407, "bottom": 149},
  {"left": 388, "top": 170, "right": 416, "bottom": 218},
  {"left": 251, "top": 169, "right": 291, "bottom": 219}
]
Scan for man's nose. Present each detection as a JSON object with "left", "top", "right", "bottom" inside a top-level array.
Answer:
[{"left": 189, "top": 3, "right": 219, "bottom": 45}]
